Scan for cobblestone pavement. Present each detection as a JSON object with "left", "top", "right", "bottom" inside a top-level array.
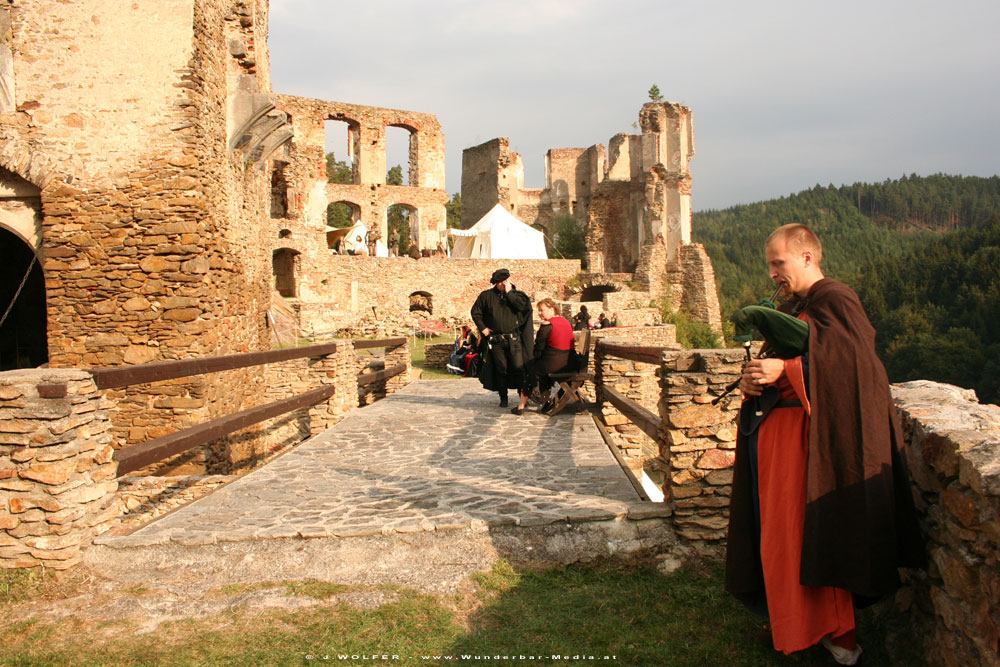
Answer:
[{"left": 99, "top": 379, "right": 642, "bottom": 548}]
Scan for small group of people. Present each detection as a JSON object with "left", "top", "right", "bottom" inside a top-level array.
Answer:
[
  {"left": 572, "top": 305, "right": 618, "bottom": 330},
  {"left": 386, "top": 233, "right": 448, "bottom": 260},
  {"left": 470, "top": 268, "right": 576, "bottom": 415}
]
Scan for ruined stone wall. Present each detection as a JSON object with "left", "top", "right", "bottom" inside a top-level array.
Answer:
[
  {"left": 275, "top": 94, "right": 448, "bottom": 251},
  {"left": 586, "top": 180, "right": 634, "bottom": 273},
  {"left": 890, "top": 382, "right": 1000, "bottom": 667},
  {"left": 283, "top": 257, "right": 581, "bottom": 337},
  {"left": 461, "top": 138, "right": 513, "bottom": 228},
  {"left": 1, "top": 1, "right": 278, "bottom": 470}
]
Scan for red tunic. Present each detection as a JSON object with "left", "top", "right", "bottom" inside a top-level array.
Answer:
[
  {"left": 546, "top": 316, "right": 574, "bottom": 350},
  {"left": 756, "top": 347, "right": 855, "bottom": 654}
]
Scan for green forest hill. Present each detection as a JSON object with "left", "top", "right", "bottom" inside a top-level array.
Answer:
[{"left": 692, "top": 174, "right": 1000, "bottom": 404}]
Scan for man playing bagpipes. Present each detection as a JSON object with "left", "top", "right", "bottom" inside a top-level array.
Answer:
[{"left": 724, "top": 224, "right": 924, "bottom": 664}]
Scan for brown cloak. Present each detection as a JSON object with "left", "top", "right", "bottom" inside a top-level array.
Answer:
[{"left": 726, "top": 278, "right": 924, "bottom": 605}]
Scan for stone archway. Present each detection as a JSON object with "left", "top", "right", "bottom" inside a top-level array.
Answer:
[
  {"left": 409, "top": 290, "right": 433, "bottom": 316},
  {"left": 0, "top": 227, "right": 47, "bottom": 370}
]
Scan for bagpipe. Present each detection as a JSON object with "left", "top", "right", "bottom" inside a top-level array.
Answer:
[{"left": 711, "top": 281, "right": 810, "bottom": 405}]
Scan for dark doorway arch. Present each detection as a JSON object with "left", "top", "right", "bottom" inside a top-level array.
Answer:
[
  {"left": 272, "top": 248, "right": 300, "bottom": 298},
  {"left": 0, "top": 228, "right": 47, "bottom": 370},
  {"left": 409, "top": 291, "right": 433, "bottom": 315},
  {"left": 580, "top": 285, "right": 616, "bottom": 303}
]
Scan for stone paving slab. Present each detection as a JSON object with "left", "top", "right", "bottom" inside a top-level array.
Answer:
[{"left": 98, "top": 379, "right": 644, "bottom": 548}]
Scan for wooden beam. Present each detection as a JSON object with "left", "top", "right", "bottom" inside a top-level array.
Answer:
[
  {"left": 113, "top": 385, "right": 336, "bottom": 476},
  {"left": 91, "top": 342, "right": 344, "bottom": 389},
  {"left": 598, "top": 342, "right": 666, "bottom": 365},
  {"left": 357, "top": 363, "right": 408, "bottom": 387},
  {"left": 353, "top": 337, "right": 407, "bottom": 350},
  {"left": 602, "top": 385, "right": 661, "bottom": 442}
]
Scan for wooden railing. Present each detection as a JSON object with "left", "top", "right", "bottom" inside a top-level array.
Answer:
[
  {"left": 95, "top": 337, "right": 408, "bottom": 476},
  {"left": 596, "top": 341, "right": 667, "bottom": 443}
]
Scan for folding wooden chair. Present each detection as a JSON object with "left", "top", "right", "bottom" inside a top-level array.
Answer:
[{"left": 547, "top": 328, "right": 593, "bottom": 416}]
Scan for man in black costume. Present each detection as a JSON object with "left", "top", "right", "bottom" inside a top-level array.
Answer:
[{"left": 470, "top": 268, "right": 533, "bottom": 409}]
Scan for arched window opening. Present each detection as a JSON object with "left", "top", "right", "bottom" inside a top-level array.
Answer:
[
  {"left": 326, "top": 200, "right": 360, "bottom": 230},
  {"left": 409, "top": 291, "right": 433, "bottom": 316},
  {"left": 325, "top": 118, "right": 358, "bottom": 185},
  {"left": 0, "top": 228, "right": 47, "bottom": 371},
  {"left": 385, "top": 124, "right": 415, "bottom": 187},
  {"left": 272, "top": 248, "right": 300, "bottom": 298},
  {"left": 580, "top": 285, "right": 617, "bottom": 303},
  {"left": 387, "top": 203, "right": 418, "bottom": 255}
]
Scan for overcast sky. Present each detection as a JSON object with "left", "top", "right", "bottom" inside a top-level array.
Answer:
[{"left": 267, "top": 0, "right": 999, "bottom": 212}]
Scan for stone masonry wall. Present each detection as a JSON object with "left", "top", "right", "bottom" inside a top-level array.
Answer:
[
  {"left": 3, "top": 1, "right": 278, "bottom": 473},
  {"left": 0, "top": 369, "right": 117, "bottom": 570},
  {"left": 286, "top": 257, "right": 582, "bottom": 337},
  {"left": 657, "top": 349, "right": 744, "bottom": 544},
  {"left": 274, "top": 94, "right": 448, "bottom": 254},
  {"left": 890, "top": 381, "right": 1000, "bottom": 667}
]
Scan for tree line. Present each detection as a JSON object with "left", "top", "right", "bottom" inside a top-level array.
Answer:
[{"left": 693, "top": 174, "right": 1000, "bottom": 404}]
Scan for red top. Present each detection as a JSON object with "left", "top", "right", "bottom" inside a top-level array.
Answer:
[{"left": 546, "top": 316, "right": 574, "bottom": 350}]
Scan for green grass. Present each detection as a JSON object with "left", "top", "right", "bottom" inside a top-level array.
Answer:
[
  {"left": 0, "top": 559, "right": 913, "bottom": 666},
  {"left": 410, "top": 334, "right": 463, "bottom": 380}
]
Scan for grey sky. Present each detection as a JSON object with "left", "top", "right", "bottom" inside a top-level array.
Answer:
[{"left": 268, "top": 0, "right": 999, "bottom": 212}]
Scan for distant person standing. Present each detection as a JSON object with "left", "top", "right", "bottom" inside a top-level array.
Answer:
[
  {"left": 388, "top": 231, "right": 399, "bottom": 257},
  {"left": 471, "top": 268, "right": 533, "bottom": 409},
  {"left": 573, "top": 305, "right": 590, "bottom": 331}
]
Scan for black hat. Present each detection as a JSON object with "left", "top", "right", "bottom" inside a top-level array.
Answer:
[{"left": 490, "top": 268, "right": 510, "bottom": 284}]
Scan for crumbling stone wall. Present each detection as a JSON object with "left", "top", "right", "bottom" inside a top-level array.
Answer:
[
  {"left": 891, "top": 381, "right": 1000, "bottom": 667},
  {"left": 285, "top": 257, "right": 582, "bottom": 338},
  {"left": 1, "top": 1, "right": 286, "bottom": 471},
  {"left": 460, "top": 100, "right": 719, "bottom": 337},
  {"left": 275, "top": 95, "right": 448, "bottom": 253}
]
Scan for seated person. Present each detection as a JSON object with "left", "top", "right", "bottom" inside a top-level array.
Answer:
[
  {"left": 447, "top": 326, "right": 478, "bottom": 374},
  {"left": 597, "top": 313, "right": 611, "bottom": 329},
  {"left": 512, "top": 298, "right": 574, "bottom": 414}
]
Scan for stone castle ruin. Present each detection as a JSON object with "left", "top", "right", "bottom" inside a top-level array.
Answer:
[{"left": 461, "top": 103, "right": 722, "bottom": 333}]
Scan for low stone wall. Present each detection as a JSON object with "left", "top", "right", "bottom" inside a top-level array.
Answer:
[
  {"left": 0, "top": 338, "right": 412, "bottom": 569},
  {"left": 424, "top": 342, "right": 453, "bottom": 369},
  {"left": 890, "top": 381, "right": 1000, "bottom": 667},
  {"left": 657, "top": 349, "right": 744, "bottom": 543},
  {"left": 0, "top": 370, "right": 118, "bottom": 569}
]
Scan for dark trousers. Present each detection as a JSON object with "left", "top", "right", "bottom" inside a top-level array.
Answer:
[{"left": 490, "top": 334, "right": 526, "bottom": 400}]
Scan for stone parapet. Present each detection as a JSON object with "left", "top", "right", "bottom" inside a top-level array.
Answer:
[
  {"left": 656, "top": 349, "right": 744, "bottom": 543},
  {"left": 0, "top": 369, "right": 117, "bottom": 570},
  {"left": 891, "top": 381, "right": 1000, "bottom": 667}
]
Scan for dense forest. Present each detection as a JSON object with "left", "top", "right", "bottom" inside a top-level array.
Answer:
[{"left": 692, "top": 174, "right": 1000, "bottom": 404}]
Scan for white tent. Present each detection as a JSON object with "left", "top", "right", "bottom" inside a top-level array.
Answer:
[{"left": 449, "top": 204, "right": 547, "bottom": 259}]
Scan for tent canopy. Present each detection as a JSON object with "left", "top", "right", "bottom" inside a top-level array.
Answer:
[{"left": 449, "top": 204, "right": 547, "bottom": 259}]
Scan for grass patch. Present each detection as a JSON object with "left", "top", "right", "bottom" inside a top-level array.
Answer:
[
  {"left": 410, "top": 334, "right": 463, "bottom": 380},
  {"left": 0, "top": 560, "right": 910, "bottom": 666}
]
